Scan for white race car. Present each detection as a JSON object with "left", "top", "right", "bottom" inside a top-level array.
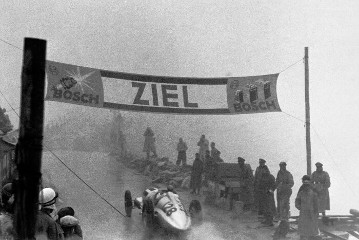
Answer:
[{"left": 124, "top": 187, "right": 202, "bottom": 232}]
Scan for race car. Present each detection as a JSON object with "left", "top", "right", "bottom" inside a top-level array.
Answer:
[{"left": 124, "top": 186, "right": 202, "bottom": 232}]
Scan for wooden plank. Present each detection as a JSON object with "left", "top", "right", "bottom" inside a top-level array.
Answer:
[
  {"left": 320, "top": 229, "right": 348, "bottom": 240},
  {"left": 347, "top": 231, "right": 359, "bottom": 239}
]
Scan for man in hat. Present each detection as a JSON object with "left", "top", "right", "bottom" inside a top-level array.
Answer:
[
  {"left": 254, "top": 158, "right": 268, "bottom": 214},
  {"left": 35, "top": 188, "right": 64, "bottom": 240},
  {"left": 237, "top": 157, "right": 254, "bottom": 211},
  {"left": 311, "top": 162, "right": 331, "bottom": 216},
  {"left": 275, "top": 162, "right": 294, "bottom": 221},
  {"left": 257, "top": 166, "right": 276, "bottom": 226},
  {"left": 295, "top": 175, "right": 320, "bottom": 239}
]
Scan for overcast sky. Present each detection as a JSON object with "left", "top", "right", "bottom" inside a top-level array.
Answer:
[{"left": 1, "top": 0, "right": 359, "bottom": 213}]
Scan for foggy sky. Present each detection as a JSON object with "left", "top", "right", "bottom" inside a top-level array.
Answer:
[{"left": 1, "top": 0, "right": 359, "bottom": 213}]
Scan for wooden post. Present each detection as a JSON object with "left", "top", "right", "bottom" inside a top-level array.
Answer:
[
  {"left": 14, "top": 38, "right": 47, "bottom": 239},
  {"left": 305, "top": 47, "right": 311, "bottom": 175}
]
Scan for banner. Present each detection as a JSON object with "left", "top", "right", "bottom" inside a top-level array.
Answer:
[
  {"left": 46, "top": 61, "right": 281, "bottom": 115},
  {"left": 227, "top": 74, "right": 281, "bottom": 114}
]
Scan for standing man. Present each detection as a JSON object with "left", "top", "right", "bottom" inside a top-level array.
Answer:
[
  {"left": 143, "top": 127, "right": 157, "bottom": 160},
  {"left": 36, "top": 188, "right": 64, "bottom": 240},
  {"left": 254, "top": 158, "right": 268, "bottom": 215},
  {"left": 257, "top": 166, "right": 276, "bottom": 226},
  {"left": 190, "top": 153, "right": 204, "bottom": 195},
  {"left": 197, "top": 135, "right": 209, "bottom": 161},
  {"left": 210, "top": 142, "right": 220, "bottom": 159},
  {"left": 311, "top": 162, "right": 331, "bottom": 216},
  {"left": 275, "top": 162, "right": 294, "bottom": 221},
  {"left": 176, "top": 138, "right": 188, "bottom": 166},
  {"left": 237, "top": 157, "right": 254, "bottom": 211},
  {"left": 295, "top": 175, "right": 319, "bottom": 239},
  {"left": 204, "top": 150, "right": 215, "bottom": 182}
]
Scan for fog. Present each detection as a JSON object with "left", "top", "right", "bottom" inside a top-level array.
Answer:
[{"left": 2, "top": 0, "right": 359, "bottom": 218}]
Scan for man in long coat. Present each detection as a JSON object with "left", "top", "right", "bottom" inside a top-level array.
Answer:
[
  {"left": 176, "top": 138, "right": 188, "bottom": 166},
  {"left": 190, "top": 153, "right": 204, "bottom": 195},
  {"left": 143, "top": 127, "right": 157, "bottom": 159},
  {"left": 197, "top": 135, "right": 209, "bottom": 161},
  {"left": 237, "top": 157, "right": 254, "bottom": 211},
  {"left": 311, "top": 162, "right": 331, "bottom": 216},
  {"left": 275, "top": 162, "right": 294, "bottom": 220},
  {"left": 257, "top": 166, "right": 276, "bottom": 226},
  {"left": 295, "top": 175, "right": 320, "bottom": 239},
  {"left": 254, "top": 158, "right": 268, "bottom": 214}
]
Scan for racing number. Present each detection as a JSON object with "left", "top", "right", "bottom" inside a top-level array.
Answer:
[{"left": 163, "top": 203, "right": 177, "bottom": 216}]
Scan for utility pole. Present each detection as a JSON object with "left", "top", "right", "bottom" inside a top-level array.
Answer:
[
  {"left": 305, "top": 47, "right": 311, "bottom": 175},
  {"left": 14, "top": 38, "right": 47, "bottom": 239}
]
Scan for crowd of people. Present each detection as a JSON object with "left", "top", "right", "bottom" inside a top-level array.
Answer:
[
  {"left": 142, "top": 128, "right": 332, "bottom": 239},
  {"left": 156, "top": 131, "right": 331, "bottom": 240},
  {"left": 0, "top": 184, "right": 83, "bottom": 240}
]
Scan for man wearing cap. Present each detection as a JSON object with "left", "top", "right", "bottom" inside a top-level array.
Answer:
[
  {"left": 237, "top": 157, "right": 254, "bottom": 211},
  {"left": 295, "top": 175, "right": 319, "bottom": 239},
  {"left": 35, "top": 188, "right": 64, "bottom": 240},
  {"left": 311, "top": 162, "right": 331, "bottom": 216},
  {"left": 275, "top": 162, "right": 294, "bottom": 221},
  {"left": 253, "top": 158, "right": 268, "bottom": 214},
  {"left": 257, "top": 166, "right": 276, "bottom": 226}
]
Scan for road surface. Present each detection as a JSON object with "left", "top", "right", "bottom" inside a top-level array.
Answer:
[{"left": 41, "top": 150, "right": 286, "bottom": 240}]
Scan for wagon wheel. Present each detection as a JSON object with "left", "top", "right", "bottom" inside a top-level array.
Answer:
[
  {"left": 124, "top": 190, "right": 133, "bottom": 217},
  {"left": 142, "top": 198, "right": 155, "bottom": 228}
]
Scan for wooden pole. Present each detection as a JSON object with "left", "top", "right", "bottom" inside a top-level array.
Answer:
[
  {"left": 14, "top": 38, "right": 47, "bottom": 239},
  {"left": 305, "top": 47, "right": 311, "bottom": 175}
]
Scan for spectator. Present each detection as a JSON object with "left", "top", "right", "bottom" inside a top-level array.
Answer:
[
  {"left": 237, "top": 157, "right": 254, "bottom": 211},
  {"left": 36, "top": 188, "right": 64, "bottom": 240},
  {"left": 203, "top": 150, "right": 215, "bottom": 182},
  {"left": 176, "top": 138, "right": 188, "bottom": 166},
  {"left": 311, "top": 162, "right": 331, "bottom": 216},
  {"left": 295, "top": 175, "right": 320, "bottom": 239},
  {"left": 214, "top": 151, "right": 224, "bottom": 163},
  {"left": 57, "top": 207, "right": 83, "bottom": 239},
  {"left": 254, "top": 158, "right": 268, "bottom": 214},
  {"left": 210, "top": 142, "right": 220, "bottom": 159},
  {"left": 275, "top": 162, "right": 294, "bottom": 221},
  {"left": 143, "top": 127, "right": 157, "bottom": 160},
  {"left": 197, "top": 135, "right": 209, "bottom": 161},
  {"left": 257, "top": 166, "right": 276, "bottom": 226},
  {"left": 190, "top": 153, "right": 204, "bottom": 195},
  {"left": 0, "top": 183, "right": 15, "bottom": 239}
]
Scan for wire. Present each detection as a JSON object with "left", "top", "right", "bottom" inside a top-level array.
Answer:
[
  {"left": 281, "top": 111, "right": 305, "bottom": 124},
  {"left": 311, "top": 127, "right": 359, "bottom": 201},
  {"left": 43, "top": 145, "right": 141, "bottom": 227},
  {"left": 0, "top": 85, "right": 140, "bottom": 227},
  {"left": 0, "top": 89, "right": 20, "bottom": 117},
  {"left": 0, "top": 38, "right": 22, "bottom": 51},
  {"left": 279, "top": 58, "right": 304, "bottom": 73}
]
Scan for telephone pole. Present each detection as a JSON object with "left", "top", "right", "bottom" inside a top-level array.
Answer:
[{"left": 14, "top": 37, "right": 47, "bottom": 239}]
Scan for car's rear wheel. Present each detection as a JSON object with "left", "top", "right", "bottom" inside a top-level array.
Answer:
[
  {"left": 142, "top": 198, "right": 155, "bottom": 228},
  {"left": 124, "top": 190, "right": 133, "bottom": 217},
  {"left": 189, "top": 199, "right": 203, "bottom": 222}
]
